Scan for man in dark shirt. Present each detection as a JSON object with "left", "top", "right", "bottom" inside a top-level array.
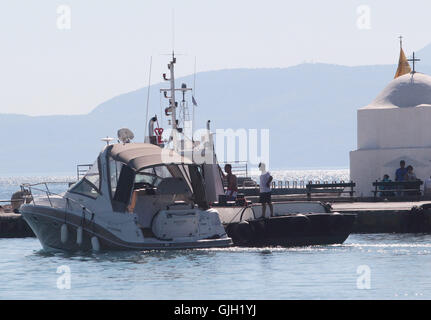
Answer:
[
  {"left": 395, "top": 160, "right": 407, "bottom": 181},
  {"left": 395, "top": 160, "right": 408, "bottom": 197}
]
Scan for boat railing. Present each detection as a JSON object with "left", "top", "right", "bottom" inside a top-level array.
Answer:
[
  {"left": 242, "top": 178, "right": 257, "bottom": 188},
  {"left": 20, "top": 182, "right": 95, "bottom": 217},
  {"left": 0, "top": 199, "right": 25, "bottom": 206},
  {"left": 77, "top": 164, "right": 93, "bottom": 180}
]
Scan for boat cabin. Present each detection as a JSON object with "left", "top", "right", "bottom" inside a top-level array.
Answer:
[{"left": 67, "top": 143, "right": 208, "bottom": 229}]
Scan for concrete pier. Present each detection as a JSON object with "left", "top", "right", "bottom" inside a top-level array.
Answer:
[
  {"left": 1, "top": 195, "right": 431, "bottom": 238},
  {"left": 0, "top": 206, "right": 34, "bottom": 238},
  {"left": 242, "top": 191, "right": 431, "bottom": 234},
  {"left": 332, "top": 201, "right": 431, "bottom": 234}
]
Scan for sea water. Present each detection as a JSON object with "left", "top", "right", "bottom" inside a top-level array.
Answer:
[{"left": 1, "top": 171, "right": 430, "bottom": 300}]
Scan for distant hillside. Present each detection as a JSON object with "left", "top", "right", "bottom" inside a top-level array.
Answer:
[
  {"left": 3, "top": 62, "right": 431, "bottom": 175},
  {"left": 417, "top": 43, "right": 431, "bottom": 66}
]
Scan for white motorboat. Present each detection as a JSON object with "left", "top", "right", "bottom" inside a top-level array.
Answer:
[
  {"left": 146, "top": 53, "right": 356, "bottom": 247},
  {"left": 20, "top": 142, "right": 232, "bottom": 252}
]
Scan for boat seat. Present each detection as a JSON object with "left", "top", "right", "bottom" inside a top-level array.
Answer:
[
  {"left": 156, "top": 177, "right": 190, "bottom": 195},
  {"left": 131, "top": 194, "right": 176, "bottom": 228}
]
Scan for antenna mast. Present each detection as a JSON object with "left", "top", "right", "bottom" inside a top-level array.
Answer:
[
  {"left": 161, "top": 53, "right": 192, "bottom": 134},
  {"left": 169, "top": 52, "right": 177, "bottom": 130},
  {"left": 160, "top": 12, "right": 193, "bottom": 144},
  {"left": 144, "top": 56, "right": 153, "bottom": 139}
]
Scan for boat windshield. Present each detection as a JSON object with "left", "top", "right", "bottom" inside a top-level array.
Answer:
[
  {"left": 134, "top": 164, "right": 191, "bottom": 191},
  {"left": 69, "top": 160, "right": 101, "bottom": 199}
]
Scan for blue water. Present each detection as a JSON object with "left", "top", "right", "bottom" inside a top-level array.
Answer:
[
  {"left": 1, "top": 235, "right": 430, "bottom": 299},
  {"left": 1, "top": 172, "right": 431, "bottom": 300}
]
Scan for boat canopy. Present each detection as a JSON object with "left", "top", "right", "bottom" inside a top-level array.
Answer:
[{"left": 108, "top": 143, "right": 192, "bottom": 171}]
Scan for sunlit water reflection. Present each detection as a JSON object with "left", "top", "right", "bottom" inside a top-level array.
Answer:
[
  {"left": 0, "top": 234, "right": 430, "bottom": 299},
  {"left": 1, "top": 172, "right": 430, "bottom": 300}
]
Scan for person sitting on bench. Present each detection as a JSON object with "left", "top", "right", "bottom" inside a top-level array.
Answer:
[
  {"left": 405, "top": 166, "right": 420, "bottom": 196},
  {"left": 379, "top": 174, "right": 395, "bottom": 197},
  {"left": 405, "top": 166, "right": 418, "bottom": 181}
]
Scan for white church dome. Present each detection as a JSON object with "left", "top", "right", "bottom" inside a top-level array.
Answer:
[{"left": 365, "top": 72, "right": 431, "bottom": 109}]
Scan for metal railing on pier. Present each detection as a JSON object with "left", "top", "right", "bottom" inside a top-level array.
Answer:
[
  {"left": 219, "top": 161, "right": 248, "bottom": 178},
  {"left": 269, "top": 180, "right": 307, "bottom": 189},
  {"left": 238, "top": 180, "right": 350, "bottom": 190}
]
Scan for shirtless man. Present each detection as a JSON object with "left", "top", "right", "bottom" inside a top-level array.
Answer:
[{"left": 223, "top": 164, "right": 238, "bottom": 201}]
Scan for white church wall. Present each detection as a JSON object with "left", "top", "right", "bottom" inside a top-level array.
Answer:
[
  {"left": 350, "top": 149, "right": 379, "bottom": 197},
  {"left": 358, "top": 106, "right": 431, "bottom": 150},
  {"left": 350, "top": 147, "right": 431, "bottom": 196},
  {"left": 357, "top": 109, "right": 380, "bottom": 149}
]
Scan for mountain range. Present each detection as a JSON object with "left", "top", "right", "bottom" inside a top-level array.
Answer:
[{"left": 2, "top": 44, "right": 431, "bottom": 175}]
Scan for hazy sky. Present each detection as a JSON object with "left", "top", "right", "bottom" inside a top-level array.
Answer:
[{"left": 1, "top": 0, "right": 431, "bottom": 116}]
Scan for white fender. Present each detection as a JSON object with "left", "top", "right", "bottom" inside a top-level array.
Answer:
[
  {"left": 60, "top": 224, "right": 68, "bottom": 244},
  {"left": 91, "top": 236, "right": 100, "bottom": 251},
  {"left": 76, "top": 226, "right": 83, "bottom": 246}
]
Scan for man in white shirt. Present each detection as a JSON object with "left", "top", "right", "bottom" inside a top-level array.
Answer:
[{"left": 258, "top": 162, "right": 273, "bottom": 218}]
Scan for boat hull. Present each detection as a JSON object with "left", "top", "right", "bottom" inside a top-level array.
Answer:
[
  {"left": 225, "top": 213, "right": 356, "bottom": 247},
  {"left": 21, "top": 206, "right": 232, "bottom": 252}
]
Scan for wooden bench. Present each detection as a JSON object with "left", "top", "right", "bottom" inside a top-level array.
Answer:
[
  {"left": 372, "top": 180, "right": 423, "bottom": 199},
  {"left": 306, "top": 182, "right": 356, "bottom": 199}
]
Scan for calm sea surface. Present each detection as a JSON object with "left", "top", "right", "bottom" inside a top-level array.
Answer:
[{"left": 1, "top": 170, "right": 431, "bottom": 300}]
